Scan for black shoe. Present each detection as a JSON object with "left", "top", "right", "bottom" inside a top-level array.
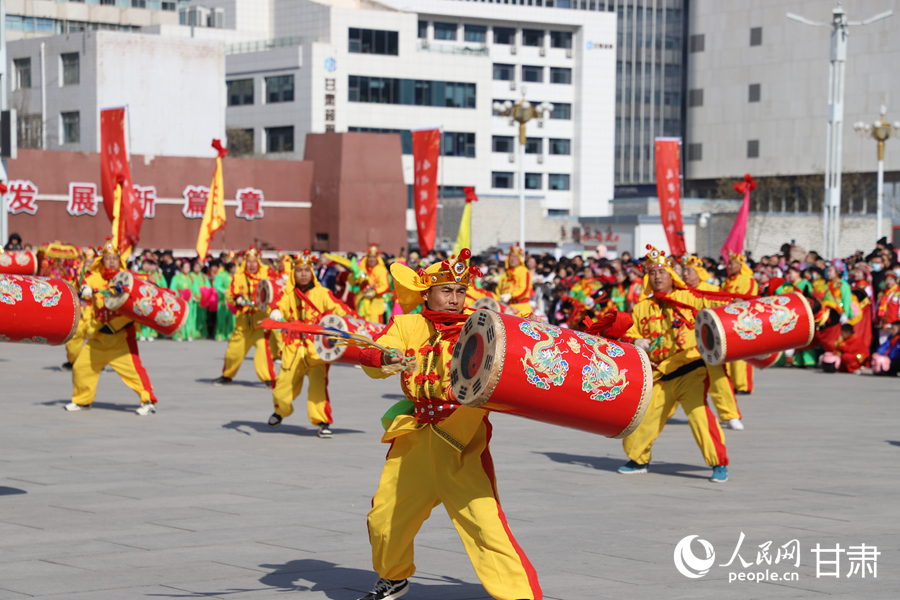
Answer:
[
  {"left": 61, "top": 362, "right": 73, "bottom": 371},
  {"left": 735, "top": 390, "right": 752, "bottom": 395},
  {"left": 212, "top": 376, "right": 233, "bottom": 386},
  {"left": 318, "top": 423, "right": 333, "bottom": 439},
  {"left": 268, "top": 413, "right": 282, "bottom": 429},
  {"left": 262, "top": 380, "right": 274, "bottom": 389},
  {"left": 358, "top": 578, "right": 408, "bottom": 600}
]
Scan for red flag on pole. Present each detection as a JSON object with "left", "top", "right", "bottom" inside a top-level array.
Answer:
[
  {"left": 721, "top": 174, "right": 756, "bottom": 262},
  {"left": 100, "top": 108, "right": 142, "bottom": 253},
  {"left": 654, "top": 138, "right": 686, "bottom": 257},
  {"left": 412, "top": 129, "right": 440, "bottom": 254}
]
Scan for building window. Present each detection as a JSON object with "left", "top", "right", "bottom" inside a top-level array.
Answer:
[
  {"left": 525, "top": 173, "right": 542, "bottom": 190},
  {"left": 525, "top": 138, "right": 542, "bottom": 154},
  {"left": 161, "top": 1, "right": 175, "bottom": 10},
  {"left": 550, "top": 31, "right": 572, "bottom": 49},
  {"left": 14, "top": 58, "right": 31, "bottom": 89},
  {"left": 687, "top": 143, "right": 702, "bottom": 161},
  {"left": 522, "top": 29, "right": 543, "bottom": 47},
  {"left": 441, "top": 132, "right": 476, "bottom": 158},
  {"left": 465, "top": 24, "right": 487, "bottom": 44},
  {"left": 550, "top": 103, "right": 571, "bottom": 120},
  {"left": 493, "top": 63, "right": 514, "bottom": 81},
  {"left": 434, "top": 22, "right": 457, "bottom": 41},
  {"left": 689, "top": 34, "right": 704, "bottom": 53},
  {"left": 418, "top": 20, "right": 427, "bottom": 39},
  {"left": 747, "top": 139, "right": 759, "bottom": 158},
  {"left": 493, "top": 27, "right": 515, "bottom": 45},
  {"left": 265, "top": 75, "right": 294, "bottom": 103},
  {"left": 492, "top": 172, "right": 514, "bottom": 189},
  {"left": 17, "top": 114, "right": 42, "bottom": 149},
  {"left": 550, "top": 67, "right": 571, "bottom": 85},
  {"left": 749, "top": 83, "right": 761, "bottom": 103},
  {"left": 548, "top": 174, "right": 570, "bottom": 191},
  {"left": 492, "top": 135, "right": 514, "bottom": 153},
  {"left": 227, "top": 79, "right": 253, "bottom": 106},
  {"left": 266, "top": 126, "right": 294, "bottom": 153},
  {"left": 61, "top": 53, "right": 79, "bottom": 86},
  {"left": 61, "top": 111, "right": 80, "bottom": 144},
  {"left": 549, "top": 138, "right": 570, "bottom": 155},
  {"left": 548, "top": 208, "right": 570, "bottom": 217},
  {"left": 131, "top": 0, "right": 146, "bottom": 8},
  {"left": 348, "top": 75, "right": 475, "bottom": 109},
  {"left": 750, "top": 27, "right": 762, "bottom": 46},
  {"left": 688, "top": 88, "right": 703, "bottom": 107},
  {"left": 522, "top": 65, "right": 543, "bottom": 83},
  {"left": 348, "top": 28, "right": 399, "bottom": 56},
  {"left": 226, "top": 128, "right": 254, "bottom": 157}
]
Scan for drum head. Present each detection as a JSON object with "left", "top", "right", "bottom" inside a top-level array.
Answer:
[
  {"left": 695, "top": 309, "right": 725, "bottom": 365},
  {"left": 450, "top": 309, "right": 505, "bottom": 408},
  {"left": 256, "top": 280, "right": 272, "bottom": 309},
  {"left": 473, "top": 296, "right": 501, "bottom": 313},
  {"left": 314, "top": 314, "right": 349, "bottom": 362},
  {"left": 103, "top": 271, "right": 134, "bottom": 311}
]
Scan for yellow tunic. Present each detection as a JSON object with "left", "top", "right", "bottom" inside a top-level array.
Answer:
[
  {"left": 222, "top": 265, "right": 276, "bottom": 381},
  {"left": 353, "top": 258, "right": 390, "bottom": 322},
  {"left": 497, "top": 265, "right": 533, "bottom": 313}
]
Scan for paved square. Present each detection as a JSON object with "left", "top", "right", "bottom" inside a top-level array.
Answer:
[{"left": 0, "top": 339, "right": 897, "bottom": 599}]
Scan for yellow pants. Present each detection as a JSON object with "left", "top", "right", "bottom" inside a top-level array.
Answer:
[
  {"left": 623, "top": 365, "right": 728, "bottom": 467},
  {"left": 368, "top": 421, "right": 541, "bottom": 600},
  {"left": 272, "top": 345, "right": 332, "bottom": 425},
  {"left": 65, "top": 310, "right": 88, "bottom": 364},
  {"left": 222, "top": 320, "right": 276, "bottom": 382},
  {"left": 72, "top": 327, "right": 156, "bottom": 406},
  {"left": 726, "top": 360, "right": 754, "bottom": 393},
  {"left": 707, "top": 364, "right": 741, "bottom": 421}
]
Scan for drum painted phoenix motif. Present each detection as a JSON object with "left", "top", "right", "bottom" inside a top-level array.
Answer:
[
  {"left": 695, "top": 293, "right": 814, "bottom": 365},
  {"left": 0, "top": 250, "right": 38, "bottom": 276},
  {"left": 104, "top": 271, "right": 190, "bottom": 337},
  {"left": 0, "top": 274, "right": 80, "bottom": 344},
  {"left": 449, "top": 309, "right": 652, "bottom": 438}
]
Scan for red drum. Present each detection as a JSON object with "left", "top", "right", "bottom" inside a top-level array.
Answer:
[
  {"left": 104, "top": 271, "right": 190, "bottom": 337},
  {"left": 256, "top": 279, "right": 285, "bottom": 311},
  {"left": 695, "top": 293, "right": 815, "bottom": 366},
  {"left": 314, "top": 314, "right": 384, "bottom": 364},
  {"left": 0, "top": 251, "right": 38, "bottom": 275},
  {"left": 0, "top": 275, "right": 80, "bottom": 344},
  {"left": 449, "top": 309, "right": 652, "bottom": 438},
  {"left": 473, "top": 296, "right": 518, "bottom": 315},
  {"left": 746, "top": 352, "right": 782, "bottom": 369}
]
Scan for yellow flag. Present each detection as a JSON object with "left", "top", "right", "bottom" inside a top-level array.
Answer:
[
  {"left": 196, "top": 156, "right": 227, "bottom": 259},
  {"left": 452, "top": 200, "right": 473, "bottom": 257}
]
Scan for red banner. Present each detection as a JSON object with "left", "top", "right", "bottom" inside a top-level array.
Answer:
[
  {"left": 412, "top": 129, "right": 440, "bottom": 254},
  {"left": 654, "top": 138, "right": 686, "bottom": 257},
  {"left": 100, "top": 108, "right": 142, "bottom": 250}
]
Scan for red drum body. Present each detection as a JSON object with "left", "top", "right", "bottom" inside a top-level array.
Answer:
[
  {"left": 746, "top": 352, "right": 782, "bottom": 369},
  {"left": 449, "top": 309, "right": 652, "bottom": 438},
  {"left": 314, "top": 314, "right": 383, "bottom": 364},
  {"left": 0, "top": 275, "right": 80, "bottom": 344},
  {"left": 473, "top": 296, "right": 518, "bottom": 315},
  {"left": 0, "top": 251, "right": 38, "bottom": 275},
  {"left": 256, "top": 279, "right": 285, "bottom": 311},
  {"left": 104, "top": 271, "right": 190, "bottom": 337},
  {"left": 696, "top": 293, "right": 815, "bottom": 366}
]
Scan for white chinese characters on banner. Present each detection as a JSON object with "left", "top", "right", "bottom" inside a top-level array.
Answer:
[
  {"left": 182, "top": 185, "right": 210, "bottom": 219},
  {"left": 5, "top": 180, "right": 39, "bottom": 215},
  {"left": 67, "top": 182, "right": 99, "bottom": 216},
  {"left": 235, "top": 187, "right": 265, "bottom": 220},
  {"left": 135, "top": 185, "right": 157, "bottom": 219}
]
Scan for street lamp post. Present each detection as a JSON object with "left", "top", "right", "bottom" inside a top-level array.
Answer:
[
  {"left": 853, "top": 106, "right": 900, "bottom": 241},
  {"left": 493, "top": 93, "right": 553, "bottom": 254}
]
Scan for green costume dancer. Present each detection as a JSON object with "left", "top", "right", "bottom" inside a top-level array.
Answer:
[
  {"left": 191, "top": 263, "right": 210, "bottom": 340},
  {"left": 138, "top": 261, "right": 165, "bottom": 341},
  {"left": 168, "top": 263, "right": 196, "bottom": 341},
  {"left": 213, "top": 266, "right": 235, "bottom": 341}
]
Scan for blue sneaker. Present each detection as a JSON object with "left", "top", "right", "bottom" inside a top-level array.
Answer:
[
  {"left": 710, "top": 465, "right": 728, "bottom": 483},
  {"left": 618, "top": 460, "right": 649, "bottom": 474}
]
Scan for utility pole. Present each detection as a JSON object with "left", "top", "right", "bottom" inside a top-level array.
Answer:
[{"left": 787, "top": 5, "right": 893, "bottom": 259}]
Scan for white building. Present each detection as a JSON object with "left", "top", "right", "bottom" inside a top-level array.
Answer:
[
  {"left": 7, "top": 30, "right": 225, "bottom": 157},
  {"left": 4, "top": 0, "right": 183, "bottom": 41}
]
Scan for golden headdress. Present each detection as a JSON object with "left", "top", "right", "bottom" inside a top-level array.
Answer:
[
  {"left": 680, "top": 254, "right": 712, "bottom": 282},
  {"left": 505, "top": 243, "right": 525, "bottom": 269},
  {"left": 391, "top": 248, "right": 481, "bottom": 313},
  {"left": 637, "top": 244, "right": 686, "bottom": 300}
]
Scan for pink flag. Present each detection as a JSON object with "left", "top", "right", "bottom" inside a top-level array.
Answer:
[{"left": 721, "top": 174, "right": 756, "bottom": 262}]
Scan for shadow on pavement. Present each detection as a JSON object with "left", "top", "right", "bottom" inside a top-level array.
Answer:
[
  {"left": 37, "top": 399, "right": 134, "bottom": 412},
  {"left": 382, "top": 393, "right": 406, "bottom": 401},
  {"left": 887, "top": 440, "right": 900, "bottom": 447},
  {"left": 195, "top": 378, "right": 271, "bottom": 388},
  {"left": 222, "top": 420, "right": 364, "bottom": 437},
  {"left": 0, "top": 486, "right": 26, "bottom": 496},
  {"left": 536, "top": 452, "right": 710, "bottom": 479}
]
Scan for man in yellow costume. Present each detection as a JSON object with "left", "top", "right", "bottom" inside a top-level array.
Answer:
[
  {"left": 213, "top": 248, "right": 277, "bottom": 386},
  {"left": 680, "top": 255, "right": 744, "bottom": 431},
  {"left": 64, "top": 239, "right": 157, "bottom": 415},
  {"left": 618, "top": 246, "right": 730, "bottom": 483},
  {"left": 61, "top": 247, "right": 95, "bottom": 371},
  {"left": 266, "top": 251, "right": 348, "bottom": 438},
  {"left": 721, "top": 250, "right": 759, "bottom": 395},
  {"left": 353, "top": 244, "right": 391, "bottom": 323},
  {"left": 355, "top": 249, "right": 541, "bottom": 600},
  {"left": 497, "top": 244, "right": 534, "bottom": 314}
]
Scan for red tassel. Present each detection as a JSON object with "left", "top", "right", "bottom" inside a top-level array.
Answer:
[{"left": 211, "top": 138, "right": 229, "bottom": 159}]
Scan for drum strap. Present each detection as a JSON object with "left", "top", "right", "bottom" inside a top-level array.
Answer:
[{"left": 658, "top": 359, "right": 704, "bottom": 382}]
